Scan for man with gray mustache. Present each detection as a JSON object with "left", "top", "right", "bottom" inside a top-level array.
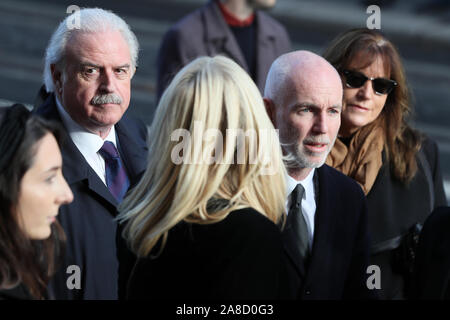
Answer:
[
  {"left": 264, "top": 51, "right": 375, "bottom": 299},
  {"left": 34, "top": 8, "right": 148, "bottom": 299},
  {"left": 91, "top": 93, "right": 123, "bottom": 106}
]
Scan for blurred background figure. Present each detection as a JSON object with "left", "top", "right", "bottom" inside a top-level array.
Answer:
[
  {"left": 156, "top": 0, "right": 291, "bottom": 100},
  {"left": 411, "top": 206, "right": 450, "bottom": 299},
  {"left": 117, "top": 56, "right": 291, "bottom": 299},
  {"left": 0, "top": 104, "right": 73, "bottom": 300},
  {"left": 323, "top": 28, "right": 447, "bottom": 300}
]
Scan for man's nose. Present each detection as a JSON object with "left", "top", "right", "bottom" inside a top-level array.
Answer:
[
  {"left": 98, "top": 69, "right": 115, "bottom": 93},
  {"left": 313, "top": 113, "right": 328, "bottom": 134}
]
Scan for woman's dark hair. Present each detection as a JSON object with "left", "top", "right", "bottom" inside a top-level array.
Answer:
[
  {"left": 0, "top": 104, "right": 66, "bottom": 299},
  {"left": 323, "top": 28, "right": 422, "bottom": 184}
]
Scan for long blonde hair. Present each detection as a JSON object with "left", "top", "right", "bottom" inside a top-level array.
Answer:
[{"left": 117, "top": 56, "right": 287, "bottom": 257}]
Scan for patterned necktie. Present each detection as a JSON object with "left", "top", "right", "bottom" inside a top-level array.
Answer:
[
  {"left": 98, "top": 141, "right": 130, "bottom": 203},
  {"left": 287, "top": 184, "right": 310, "bottom": 267}
]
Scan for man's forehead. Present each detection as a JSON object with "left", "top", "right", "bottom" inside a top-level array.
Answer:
[
  {"left": 67, "top": 30, "right": 129, "bottom": 50},
  {"left": 300, "top": 82, "right": 342, "bottom": 96},
  {"left": 64, "top": 30, "right": 131, "bottom": 65},
  {"left": 287, "top": 80, "right": 342, "bottom": 108}
]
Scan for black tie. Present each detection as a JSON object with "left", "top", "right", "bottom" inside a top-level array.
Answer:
[{"left": 287, "top": 184, "right": 310, "bottom": 267}]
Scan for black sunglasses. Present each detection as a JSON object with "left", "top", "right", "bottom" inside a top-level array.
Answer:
[{"left": 342, "top": 69, "right": 397, "bottom": 95}]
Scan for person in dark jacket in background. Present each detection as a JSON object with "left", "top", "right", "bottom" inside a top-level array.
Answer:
[
  {"left": 0, "top": 104, "right": 73, "bottom": 300},
  {"left": 156, "top": 0, "right": 291, "bottom": 100},
  {"left": 323, "top": 28, "right": 447, "bottom": 299}
]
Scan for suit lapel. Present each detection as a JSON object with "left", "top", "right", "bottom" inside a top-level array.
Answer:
[
  {"left": 202, "top": 0, "right": 248, "bottom": 71},
  {"left": 283, "top": 167, "right": 337, "bottom": 284},
  {"left": 115, "top": 118, "right": 147, "bottom": 181},
  {"left": 282, "top": 227, "right": 307, "bottom": 279},
  {"left": 61, "top": 127, "right": 119, "bottom": 210},
  {"left": 305, "top": 166, "right": 336, "bottom": 283},
  {"left": 35, "top": 95, "right": 119, "bottom": 210},
  {"left": 85, "top": 167, "right": 119, "bottom": 209}
]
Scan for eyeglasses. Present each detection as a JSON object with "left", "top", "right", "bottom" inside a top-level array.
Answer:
[{"left": 342, "top": 69, "right": 398, "bottom": 95}]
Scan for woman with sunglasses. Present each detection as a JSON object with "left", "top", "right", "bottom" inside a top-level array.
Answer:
[{"left": 323, "top": 29, "right": 447, "bottom": 299}]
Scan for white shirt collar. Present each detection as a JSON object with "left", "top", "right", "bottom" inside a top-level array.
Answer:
[
  {"left": 286, "top": 168, "right": 315, "bottom": 200},
  {"left": 55, "top": 96, "right": 117, "bottom": 153}
]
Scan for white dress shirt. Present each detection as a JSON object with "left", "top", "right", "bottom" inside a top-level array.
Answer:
[
  {"left": 55, "top": 97, "right": 118, "bottom": 186},
  {"left": 285, "top": 168, "right": 317, "bottom": 250}
]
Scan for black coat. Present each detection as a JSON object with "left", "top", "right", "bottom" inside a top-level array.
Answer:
[
  {"left": 283, "top": 164, "right": 374, "bottom": 300},
  {"left": 367, "top": 137, "right": 447, "bottom": 299},
  {"left": 0, "top": 284, "right": 34, "bottom": 300},
  {"left": 124, "top": 208, "right": 292, "bottom": 299},
  {"left": 410, "top": 206, "right": 450, "bottom": 299},
  {"left": 34, "top": 95, "right": 148, "bottom": 299}
]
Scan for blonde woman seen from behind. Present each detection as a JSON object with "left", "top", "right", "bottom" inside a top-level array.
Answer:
[{"left": 117, "top": 56, "right": 291, "bottom": 299}]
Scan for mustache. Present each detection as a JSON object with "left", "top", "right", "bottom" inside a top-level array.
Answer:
[
  {"left": 303, "top": 136, "right": 330, "bottom": 145},
  {"left": 91, "top": 93, "right": 122, "bottom": 105}
]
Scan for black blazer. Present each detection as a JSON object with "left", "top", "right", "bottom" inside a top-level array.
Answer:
[
  {"left": 283, "top": 164, "right": 374, "bottom": 299},
  {"left": 125, "top": 208, "right": 292, "bottom": 299},
  {"left": 0, "top": 284, "right": 34, "bottom": 300},
  {"left": 366, "top": 137, "right": 447, "bottom": 299},
  {"left": 34, "top": 95, "right": 148, "bottom": 299},
  {"left": 410, "top": 206, "right": 450, "bottom": 299}
]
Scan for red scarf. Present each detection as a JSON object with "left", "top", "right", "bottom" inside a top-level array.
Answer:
[{"left": 217, "top": 1, "right": 255, "bottom": 27}]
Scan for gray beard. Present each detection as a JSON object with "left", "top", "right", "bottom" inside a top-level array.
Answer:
[
  {"left": 282, "top": 150, "right": 327, "bottom": 169},
  {"left": 281, "top": 135, "right": 336, "bottom": 169}
]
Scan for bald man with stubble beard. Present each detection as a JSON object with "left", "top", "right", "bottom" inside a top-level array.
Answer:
[{"left": 264, "top": 51, "right": 377, "bottom": 300}]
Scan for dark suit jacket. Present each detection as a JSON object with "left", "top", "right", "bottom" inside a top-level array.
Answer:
[
  {"left": 156, "top": 0, "right": 291, "bottom": 100},
  {"left": 125, "top": 208, "right": 292, "bottom": 299},
  {"left": 283, "top": 164, "right": 374, "bottom": 299},
  {"left": 410, "top": 206, "right": 450, "bottom": 299},
  {"left": 34, "top": 95, "right": 148, "bottom": 299},
  {"left": 0, "top": 283, "right": 34, "bottom": 300}
]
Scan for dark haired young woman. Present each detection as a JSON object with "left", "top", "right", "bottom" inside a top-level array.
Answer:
[{"left": 0, "top": 104, "right": 73, "bottom": 299}]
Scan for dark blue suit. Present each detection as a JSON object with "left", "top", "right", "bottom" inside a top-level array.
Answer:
[
  {"left": 34, "top": 95, "right": 148, "bottom": 299},
  {"left": 283, "top": 164, "right": 375, "bottom": 299}
]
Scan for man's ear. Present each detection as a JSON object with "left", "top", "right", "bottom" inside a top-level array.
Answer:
[
  {"left": 263, "top": 97, "right": 276, "bottom": 126},
  {"left": 51, "top": 64, "right": 63, "bottom": 95}
]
